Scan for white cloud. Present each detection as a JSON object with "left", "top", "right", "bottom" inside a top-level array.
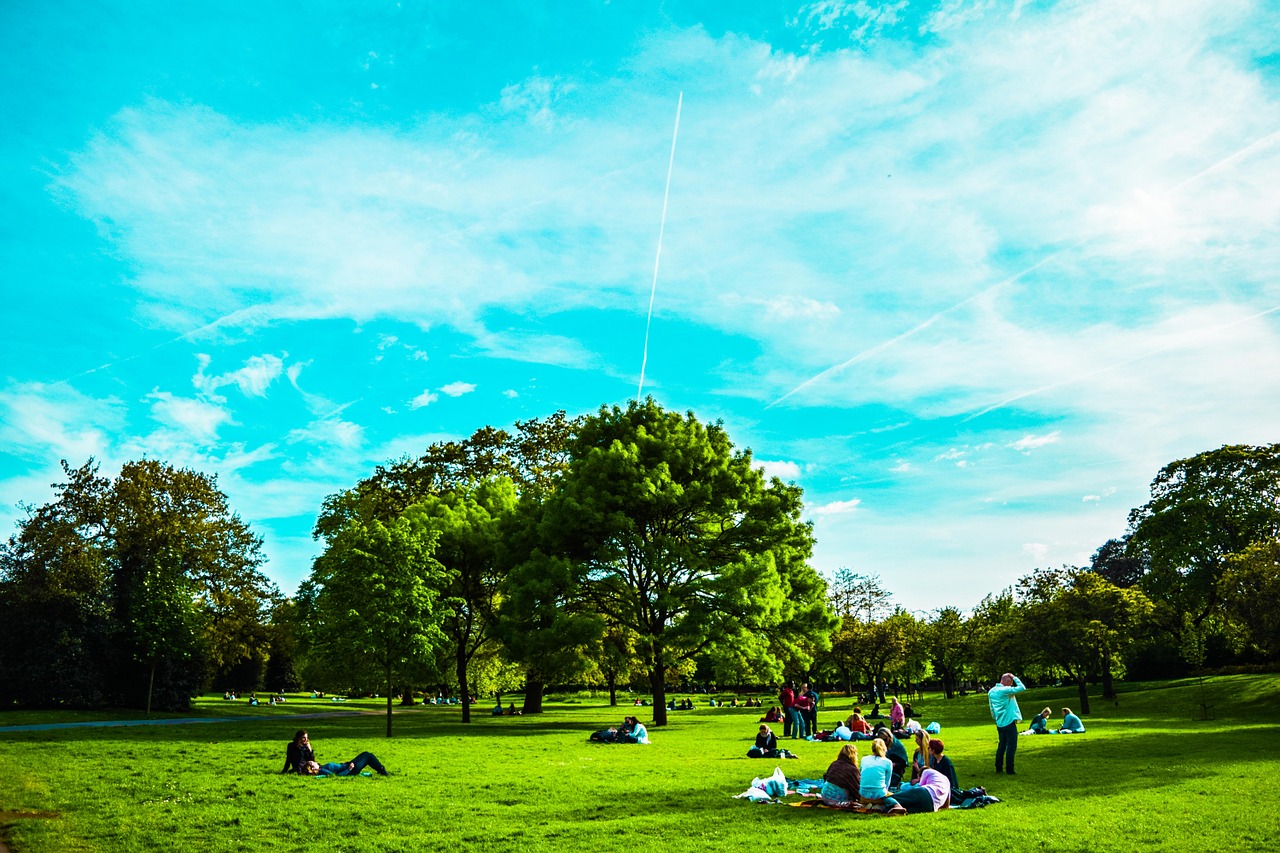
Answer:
[
  {"left": 439, "top": 381, "right": 476, "bottom": 397},
  {"left": 503, "top": 389, "right": 519, "bottom": 399},
  {"left": 194, "top": 353, "right": 284, "bottom": 400},
  {"left": 811, "top": 497, "right": 861, "bottom": 515},
  {"left": 757, "top": 459, "right": 802, "bottom": 481},
  {"left": 1008, "top": 431, "right": 1062, "bottom": 453},
  {"left": 0, "top": 382, "right": 123, "bottom": 463},
  {"left": 287, "top": 418, "right": 364, "bottom": 449},
  {"left": 146, "top": 390, "right": 231, "bottom": 442},
  {"left": 409, "top": 390, "right": 439, "bottom": 409},
  {"left": 1022, "top": 542, "right": 1050, "bottom": 562}
]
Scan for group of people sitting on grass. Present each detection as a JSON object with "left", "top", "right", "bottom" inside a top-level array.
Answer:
[
  {"left": 1026, "top": 707, "right": 1085, "bottom": 735},
  {"left": 667, "top": 698, "right": 696, "bottom": 711},
  {"left": 281, "top": 730, "right": 390, "bottom": 777},
  {"left": 491, "top": 701, "right": 523, "bottom": 716},
  {"left": 818, "top": 729, "right": 984, "bottom": 815},
  {"left": 588, "top": 715, "right": 650, "bottom": 744}
]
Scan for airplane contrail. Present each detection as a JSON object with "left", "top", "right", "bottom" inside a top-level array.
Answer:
[
  {"left": 962, "top": 303, "right": 1280, "bottom": 422},
  {"left": 59, "top": 305, "right": 270, "bottom": 384},
  {"left": 766, "top": 127, "right": 1280, "bottom": 409},
  {"left": 638, "top": 92, "right": 683, "bottom": 400}
]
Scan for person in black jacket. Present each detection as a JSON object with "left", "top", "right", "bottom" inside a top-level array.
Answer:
[
  {"left": 748, "top": 724, "right": 780, "bottom": 758},
  {"left": 282, "top": 729, "right": 317, "bottom": 774}
]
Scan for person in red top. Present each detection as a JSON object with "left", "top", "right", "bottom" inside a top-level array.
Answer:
[
  {"left": 845, "top": 710, "right": 871, "bottom": 734},
  {"left": 779, "top": 683, "right": 796, "bottom": 738},
  {"left": 791, "top": 688, "right": 812, "bottom": 739}
]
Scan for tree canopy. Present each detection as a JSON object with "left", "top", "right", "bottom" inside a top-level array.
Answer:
[{"left": 533, "top": 399, "right": 835, "bottom": 725}]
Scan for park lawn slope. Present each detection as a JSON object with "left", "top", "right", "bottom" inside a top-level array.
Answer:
[{"left": 0, "top": 676, "right": 1277, "bottom": 852}]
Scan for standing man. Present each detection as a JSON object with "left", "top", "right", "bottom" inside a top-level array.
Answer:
[
  {"left": 988, "top": 672, "right": 1025, "bottom": 774},
  {"left": 802, "top": 682, "right": 820, "bottom": 737},
  {"left": 779, "top": 682, "right": 796, "bottom": 738}
]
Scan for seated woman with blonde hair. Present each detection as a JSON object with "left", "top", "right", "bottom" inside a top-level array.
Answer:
[{"left": 858, "top": 737, "right": 895, "bottom": 808}]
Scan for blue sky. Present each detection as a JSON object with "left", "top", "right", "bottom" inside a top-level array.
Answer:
[{"left": 3, "top": 0, "right": 1279, "bottom": 613}]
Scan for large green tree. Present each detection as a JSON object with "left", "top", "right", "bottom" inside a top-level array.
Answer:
[
  {"left": 538, "top": 399, "right": 835, "bottom": 726},
  {"left": 0, "top": 459, "right": 273, "bottom": 711},
  {"left": 403, "top": 477, "right": 517, "bottom": 723},
  {"left": 309, "top": 516, "right": 448, "bottom": 736},
  {"left": 1219, "top": 541, "right": 1280, "bottom": 660},
  {"left": 927, "top": 606, "right": 970, "bottom": 699},
  {"left": 1127, "top": 444, "right": 1280, "bottom": 631},
  {"left": 1017, "top": 567, "right": 1154, "bottom": 711}
]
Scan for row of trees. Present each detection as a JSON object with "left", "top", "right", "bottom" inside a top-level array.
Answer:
[
  {"left": 293, "top": 400, "right": 837, "bottom": 732},
  {"left": 0, "top": 460, "right": 280, "bottom": 711},
  {"left": 817, "top": 444, "right": 1280, "bottom": 714},
  {"left": 3, "top": 409, "right": 1277, "bottom": 723}
]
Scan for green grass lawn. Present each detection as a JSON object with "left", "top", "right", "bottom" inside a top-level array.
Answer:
[{"left": 2, "top": 675, "right": 1278, "bottom": 852}]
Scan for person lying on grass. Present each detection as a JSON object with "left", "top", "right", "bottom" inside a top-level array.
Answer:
[
  {"left": 881, "top": 767, "right": 951, "bottom": 816},
  {"left": 303, "top": 752, "right": 389, "bottom": 777},
  {"left": 283, "top": 729, "right": 390, "bottom": 776},
  {"left": 820, "top": 744, "right": 861, "bottom": 806}
]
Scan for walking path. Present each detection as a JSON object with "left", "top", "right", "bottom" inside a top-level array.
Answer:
[{"left": 0, "top": 706, "right": 402, "bottom": 733}]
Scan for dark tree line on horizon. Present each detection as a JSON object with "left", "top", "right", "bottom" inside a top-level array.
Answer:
[{"left": 3, "top": 408, "right": 1278, "bottom": 726}]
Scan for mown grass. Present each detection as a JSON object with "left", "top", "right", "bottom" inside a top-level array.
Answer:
[{"left": 1, "top": 675, "right": 1278, "bottom": 852}]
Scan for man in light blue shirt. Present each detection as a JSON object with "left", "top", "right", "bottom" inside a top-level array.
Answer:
[{"left": 988, "top": 672, "right": 1025, "bottom": 774}]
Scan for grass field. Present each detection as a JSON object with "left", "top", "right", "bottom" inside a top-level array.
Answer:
[{"left": 2, "top": 675, "right": 1278, "bottom": 852}]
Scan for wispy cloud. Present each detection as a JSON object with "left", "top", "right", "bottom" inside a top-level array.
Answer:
[
  {"left": 409, "top": 390, "right": 439, "bottom": 409},
  {"left": 439, "top": 381, "right": 476, "bottom": 397},
  {"left": 811, "top": 497, "right": 861, "bottom": 515}
]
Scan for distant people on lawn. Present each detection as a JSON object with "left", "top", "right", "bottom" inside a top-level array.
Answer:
[
  {"left": 889, "top": 696, "right": 906, "bottom": 729},
  {"left": 988, "top": 672, "right": 1026, "bottom": 774},
  {"left": 821, "top": 744, "right": 861, "bottom": 805},
  {"left": 761, "top": 706, "right": 783, "bottom": 723},
  {"left": 801, "top": 683, "right": 820, "bottom": 736},
  {"left": 1058, "top": 708, "right": 1085, "bottom": 733},
  {"left": 590, "top": 715, "right": 649, "bottom": 744}
]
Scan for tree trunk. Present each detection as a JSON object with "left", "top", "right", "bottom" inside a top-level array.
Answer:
[
  {"left": 147, "top": 661, "right": 156, "bottom": 715},
  {"left": 649, "top": 647, "right": 668, "bottom": 727},
  {"left": 1101, "top": 649, "right": 1116, "bottom": 699},
  {"left": 457, "top": 645, "right": 472, "bottom": 723},
  {"left": 607, "top": 674, "right": 618, "bottom": 707},
  {"left": 522, "top": 677, "right": 544, "bottom": 714},
  {"left": 385, "top": 662, "right": 394, "bottom": 738},
  {"left": 1076, "top": 676, "right": 1091, "bottom": 715}
]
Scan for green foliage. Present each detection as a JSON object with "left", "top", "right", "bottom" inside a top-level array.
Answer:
[
  {"left": 1127, "top": 443, "right": 1280, "bottom": 627},
  {"left": 308, "top": 515, "right": 450, "bottom": 736},
  {"left": 1220, "top": 541, "right": 1280, "bottom": 658},
  {"left": 403, "top": 477, "right": 518, "bottom": 721},
  {"left": 535, "top": 399, "right": 836, "bottom": 723},
  {"left": 1015, "top": 567, "right": 1154, "bottom": 711},
  {"left": 0, "top": 459, "right": 273, "bottom": 711}
]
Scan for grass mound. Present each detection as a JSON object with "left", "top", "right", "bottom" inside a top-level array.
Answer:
[{"left": 1, "top": 675, "right": 1278, "bottom": 851}]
